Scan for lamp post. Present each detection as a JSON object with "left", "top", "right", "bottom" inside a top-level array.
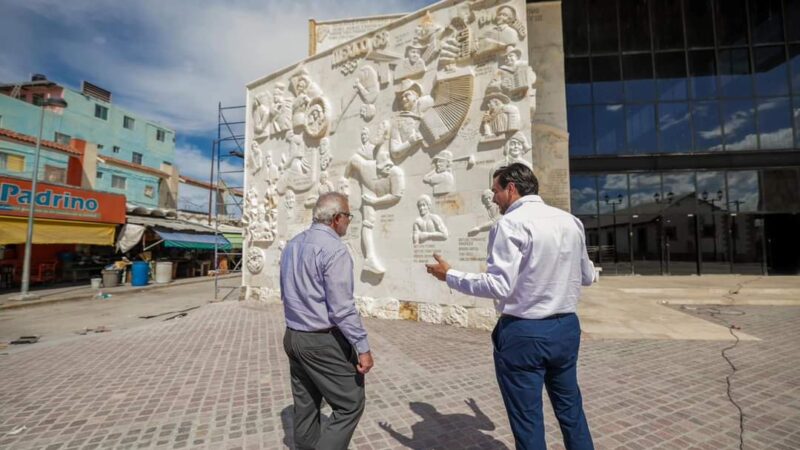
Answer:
[
  {"left": 14, "top": 97, "right": 68, "bottom": 300},
  {"left": 702, "top": 190, "right": 723, "bottom": 262},
  {"left": 654, "top": 191, "right": 674, "bottom": 274},
  {"left": 604, "top": 193, "right": 623, "bottom": 267}
]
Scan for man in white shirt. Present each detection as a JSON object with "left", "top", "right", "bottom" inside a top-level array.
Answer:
[{"left": 426, "top": 163, "right": 594, "bottom": 450}]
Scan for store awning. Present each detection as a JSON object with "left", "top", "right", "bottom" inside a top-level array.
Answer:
[
  {"left": 223, "top": 232, "right": 243, "bottom": 249},
  {"left": 153, "top": 229, "right": 231, "bottom": 250},
  {"left": 0, "top": 216, "right": 116, "bottom": 245}
]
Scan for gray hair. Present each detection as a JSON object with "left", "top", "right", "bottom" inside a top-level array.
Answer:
[{"left": 312, "top": 192, "right": 349, "bottom": 224}]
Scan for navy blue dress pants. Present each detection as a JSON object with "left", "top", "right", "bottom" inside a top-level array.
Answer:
[{"left": 492, "top": 313, "right": 594, "bottom": 450}]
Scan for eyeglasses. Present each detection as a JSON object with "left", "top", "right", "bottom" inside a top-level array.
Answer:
[{"left": 338, "top": 212, "right": 354, "bottom": 220}]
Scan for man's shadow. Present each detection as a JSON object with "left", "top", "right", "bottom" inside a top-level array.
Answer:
[{"left": 379, "top": 399, "right": 507, "bottom": 449}]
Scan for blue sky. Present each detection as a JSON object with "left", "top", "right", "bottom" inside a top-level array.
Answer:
[{"left": 1, "top": 0, "right": 435, "bottom": 209}]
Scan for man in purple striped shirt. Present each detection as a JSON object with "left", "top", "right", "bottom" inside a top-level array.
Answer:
[{"left": 280, "top": 192, "right": 373, "bottom": 450}]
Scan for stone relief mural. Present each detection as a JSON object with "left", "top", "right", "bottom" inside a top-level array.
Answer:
[{"left": 245, "top": 0, "right": 536, "bottom": 305}]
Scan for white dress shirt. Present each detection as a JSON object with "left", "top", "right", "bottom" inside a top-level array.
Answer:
[{"left": 446, "top": 195, "right": 594, "bottom": 319}]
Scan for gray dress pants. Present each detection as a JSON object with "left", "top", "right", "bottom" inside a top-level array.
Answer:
[{"left": 283, "top": 327, "right": 365, "bottom": 450}]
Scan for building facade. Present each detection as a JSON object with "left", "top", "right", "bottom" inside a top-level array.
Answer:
[{"left": 563, "top": 0, "right": 800, "bottom": 275}]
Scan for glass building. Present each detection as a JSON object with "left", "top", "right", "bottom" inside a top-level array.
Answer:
[{"left": 563, "top": 0, "right": 800, "bottom": 275}]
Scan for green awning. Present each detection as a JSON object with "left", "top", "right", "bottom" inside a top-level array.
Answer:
[
  {"left": 223, "top": 232, "right": 243, "bottom": 249},
  {"left": 154, "top": 229, "right": 231, "bottom": 250}
]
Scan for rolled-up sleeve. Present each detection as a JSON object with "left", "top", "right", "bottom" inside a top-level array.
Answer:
[
  {"left": 323, "top": 247, "right": 370, "bottom": 353},
  {"left": 446, "top": 221, "right": 522, "bottom": 300}
]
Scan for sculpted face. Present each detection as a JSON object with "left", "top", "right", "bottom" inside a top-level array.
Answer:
[
  {"left": 417, "top": 199, "right": 430, "bottom": 216},
  {"left": 401, "top": 90, "right": 419, "bottom": 111},
  {"left": 504, "top": 52, "right": 519, "bottom": 67},
  {"left": 408, "top": 48, "right": 421, "bottom": 64},
  {"left": 361, "top": 128, "right": 369, "bottom": 144},
  {"left": 488, "top": 97, "right": 503, "bottom": 112},
  {"left": 508, "top": 138, "right": 524, "bottom": 158},
  {"left": 496, "top": 6, "right": 514, "bottom": 25},
  {"left": 434, "top": 158, "right": 449, "bottom": 173}
]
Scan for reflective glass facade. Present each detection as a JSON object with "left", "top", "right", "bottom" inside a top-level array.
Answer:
[{"left": 564, "top": 0, "right": 800, "bottom": 274}]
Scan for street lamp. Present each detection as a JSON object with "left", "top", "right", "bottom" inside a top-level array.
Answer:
[
  {"left": 13, "top": 97, "right": 68, "bottom": 300},
  {"left": 604, "top": 193, "right": 623, "bottom": 266}
]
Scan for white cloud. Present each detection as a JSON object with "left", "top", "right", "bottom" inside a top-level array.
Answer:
[{"left": 175, "top": 143, "right": 243, "bottom": 186}]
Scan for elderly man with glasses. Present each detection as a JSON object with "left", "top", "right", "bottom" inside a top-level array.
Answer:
[{"left": 280, "top": 192, "right": 373, "bottom": 450}]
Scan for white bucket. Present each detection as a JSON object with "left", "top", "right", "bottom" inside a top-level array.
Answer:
[
  {"left": 90, "top": 278, "right": 102, "bottom": 289},
  {"left": 155, "top": 261, "right": 173, "bottom": 284}
]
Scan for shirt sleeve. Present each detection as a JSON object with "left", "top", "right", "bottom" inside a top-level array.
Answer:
[
  {"left": 445, "top": 220, "right": 523, "bottom": 300},
  {"left": 323, "top": 246, "right": 370, "bottom": 353},
  {"left": 575, "top": 218, "right": 595, "bottom": 286}
]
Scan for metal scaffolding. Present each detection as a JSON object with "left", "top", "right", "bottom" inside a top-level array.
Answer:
[{"left": 211, "top": 102, "right": 246, "bottom": 301}]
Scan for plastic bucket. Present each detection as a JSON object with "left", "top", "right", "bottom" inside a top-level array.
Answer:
[
  {"left": 102, "top": 270, "right": 119, "bottom": 288},
  {"left": 90, "top": 278, "right": 102, "bottom": 289},
  {"left": 155, "top": 261, "right": 173, "bottom": 284},
  {"left": 131, "top": 261, "right": 150, "bottom": 286}
]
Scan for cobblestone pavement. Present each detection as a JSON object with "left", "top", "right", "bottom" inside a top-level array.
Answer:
[{"left": 1, "top": 301, "right": 798, "bottom": 450}]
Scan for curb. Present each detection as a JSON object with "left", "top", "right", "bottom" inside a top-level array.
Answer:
[{"left": 0, "top": 274, "right": 242, "bottom": 311}]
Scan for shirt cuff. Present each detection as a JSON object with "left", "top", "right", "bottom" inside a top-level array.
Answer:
[
  {"left": 445, "top": 269, "right": 465, "bottom": 291},
  {"left": 353, "top": 338, "right": 370, "bottom": 354}
]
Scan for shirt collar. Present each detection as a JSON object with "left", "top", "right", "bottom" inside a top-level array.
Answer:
[
  {"left": 310, "top": 222, "right": 341, "bottom": 239},
  {"left": 506, "top": 195, "right": 544, "bottom": 214}
]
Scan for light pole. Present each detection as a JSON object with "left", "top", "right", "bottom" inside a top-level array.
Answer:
[
  {"left": 654, "top": 191, "right": 674, "bottom": 274},
  {"left": 702, "top": 190, "right": 723, "bottom": 262},
  {"left": 13, "top": 97, "right": 68, "bottom": 300},
  {"left": 604, "top": 193, "right": 623, "bottom": 267}
]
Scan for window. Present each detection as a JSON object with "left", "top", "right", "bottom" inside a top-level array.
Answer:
[
  {"left": 96, "top": 171, "right": 103, "bottom": 179},
  {"left": 97, "top": 144, "right": 104, "bottom": 151},
  {"left": 32, "top": 94, "right": 44, "bottom": 106},
  {"left": 123, "top": 116, "right": 135, "bottom": 130},
  {"left": 132, "top": 152, "right": 143, "bottom": 165},
  {"left": 54, "top": 132, "right": 71, "bottom": 145},
  {"left": 111, "top": 175, "right": 126, "bottom": 189},
  {"left": 113, "top": 146, "right": 120, "bottom": 153},
  {"left": 0, "top": 152, "right": 25, "bottom": 172},
  {"left": 156, "top": 129, "right": 166, "bottom": 142},
  {"left": 44, "top": 165, "right": 66, "bottom": 184},
  {"left": 144, "top": 185, "right": 155, "bottom": 198},
  {"left": 162, "top": 161, "right": 172, "bottom": 166},
  {"left": 94, "top": 104, "right": 108, "bottom": 120}
]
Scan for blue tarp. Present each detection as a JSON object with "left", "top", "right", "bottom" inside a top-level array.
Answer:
[{"left": 154, "top": 229, "right": 231, "bottom": 250}]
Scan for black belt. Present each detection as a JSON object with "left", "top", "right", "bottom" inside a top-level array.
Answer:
[
  {"left": 288, "top": 326, "right": 338, "bottom": 334},
  {"left": 500, "top": 313, "right": 573, "bottom": 321}
]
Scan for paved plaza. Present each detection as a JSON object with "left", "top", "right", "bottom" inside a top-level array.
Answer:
[{"left": 1, "top": 277, "right": 799, "bottom": 449}]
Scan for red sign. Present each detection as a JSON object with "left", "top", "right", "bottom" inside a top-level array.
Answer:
[{"left": 0, "top": 176, "right": 126, "bottom": 224}]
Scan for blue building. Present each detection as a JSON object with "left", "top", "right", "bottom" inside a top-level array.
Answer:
[{"left": 0, "top": 75, "right": 179, "bottom": 211}]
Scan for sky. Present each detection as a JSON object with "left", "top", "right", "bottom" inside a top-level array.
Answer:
[{"left": 0, "top": 0, "right": 435, "bottom": 211}]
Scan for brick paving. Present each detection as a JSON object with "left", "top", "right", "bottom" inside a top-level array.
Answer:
[{"left": 1, "top": 301, "right": 798, "bottom": 449}]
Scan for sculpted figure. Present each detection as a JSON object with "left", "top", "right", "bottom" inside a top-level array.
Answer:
[
  {"left": 318, "top": 137, "right": 332, "bottom": 172},
  {"left": 481, "top": 5, "right": 523, "bottom": 47},
  {"left": 304, "top": 171, "right": 336, "bottom": 207},
  {"left": 284, "top": 190, "right": 297, "bottom": 211},
  {"left": 289, "top": 67, "right": 323, "bottom": 129},
  {"left": 469, "top": 189, "right": 501, "bottom": 236},
  {"left": 496, "top": 45, "right": 538, "bottom": 114},
  {"left": 395, "top": 43, "right": 427, "bottom": 80},
  {"left": 481, "top": 85, "right": 520, "bottom": 139},
  {"left": 422, "top": 150, "right": 456, "bottom": 195},
  {"left": 345, "top": 121, "right": 406, "bottom": 274},
  {"left": 412, "top": 195, "right": 448, "bottom": 244},
  {"left": 268, "top": 83, "right": 292, "bottom": 136},
  {"left": 252, "top": 94, "right": 270, "bottom": 137},
  {"left": 248, "top": 141, "right": 264, "bottom": 174},
  {"left": 264, "top": 150, "right": 280, "bottom": 185},
  {"left": 492, "top": 130, "right": 533, "bottom": 174},
  {"left": 390, "top": 79, "right": 433, "bottom": 163}
]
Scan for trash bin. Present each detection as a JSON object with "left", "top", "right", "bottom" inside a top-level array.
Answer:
[
  {"left": 155, "top": 261, "right": 173, "bottom": 284},
  {"left": 102, "top": 269, "right": 120, "bottom": 288},
  {"left": 90, "top": 278, "right": 102, "bottom": 289},
  {"left": 131, "top": 261, "right": 150, "bottom": 286}
]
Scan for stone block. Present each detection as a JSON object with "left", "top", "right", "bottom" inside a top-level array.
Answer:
[
  {"left": 444, "top": 305, "right": 468, "bottom": 327},
  {"left": 418, "top": 303, "right": 443, "bottom": 324},
  {"left": 468, "top": 307, "right": 498, "bottom": 331},
  {"left": 372, "top": 297, "right": 399, "bottom": 320},
  {"left": 399, "top": 301, "right": 419, "bottom": 321},
  {"left": 355, "top": 296, "right": 375, "bottom": 317}
]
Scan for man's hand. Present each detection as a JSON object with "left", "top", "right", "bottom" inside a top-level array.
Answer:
[
  {"left": 425, "top": 253, "right": 450, "bottom": 281},
  {"left": 357, "top": 352, "right": 374, "bottom": 374}
]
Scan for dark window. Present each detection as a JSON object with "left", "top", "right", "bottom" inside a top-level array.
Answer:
[
  {"left": 721, "top": 99, "right": 757, "bottom": 150},
  {"left": 595, "top": 104, "right": 626, "bottom": 154},
  {"left": 96, "top": 171, "right": 103, "bottom": 179},
  {"left": 754, "top": 46, "right": 789, "bottom": 97},
  {"left": 749, "top": 0, "right": 784, "bottom": 44},
  {"left": 31, "top": 94, "right": 44, "bottom": 106},
  {"left": 689, "top": 50, "right": 718, "bottom": 98},
  {"left": 566, "top": 57, "right": 592, "bottom": 104},
  {"left": 54, "top": 132, "right": 71, "bottom": 145},
  {"left": 156, "top": 129, "right": 166, "bottom": 142},
  {"left": 658, "top": 102, "right": 692, "bottom": 152},
  {"left": 94, "top": 104, "right": 108, "bottom": 120},
  {"left": 620, "top": 0, "right": 651, "bottom": 51},
  {"left": 788, "top": 0, "right": 800, "bottom": 42},
  {"left": 626, "top": 104, "right": 657, "bottom": 152},
  {"left": 132, "top": 152, "right": 143, "bottom": 165},
  {"left": 111, "top": 175, "right": 126, "bottom": 189},
  {"left": 692, "top": 102, "right": 724, "bottom": 150},
  {"left": 568, "top": 106, "right": 595, "bottom": 156},
  {"left": 592, "top": 55, "right": 623, "bottom": 103},
  {"left": 718, "top": 48, "right": 753, "bottom": 98},
  {"left": 651, "top": 0, "right": 684, "bottom": 50},
  {"left": 44, "top": 165, "right": 66, "bottom": 183},
  {"left": 757, "top": 98, "right": 793, "bottom": 149},
  {"left": 685, "top": 0, "right": 715, "bottom": 47},
  {"left": 716, "top": 0, "right": 749, "bottom": 46},
  {"left": 570, "top": 175, "right": 598, "bottom": 215},
  {"left": 163, "top": 161, "right": 172, "bottom": 166},
  {"left": 588, "top": 0, "right": 619, "bottom": 53},
  {"left": 760, "top": 169, "right": 800, "bottom": 212},
  {"left": 655, "top": 52, "right": 688, "bottom": 101},
  {"left": 563, "top": 0, "right": 589, "bottom": 55},
  {"left": 123, "top": 116, "right": 135, "bottom": 130},
  {"left": 795, "top": 96, "right": 800, "bottom": 148},
  {"left": 788, "top": 45, "right": 800, "bottom": 93},
  {"left": 622, "top": 54, "right": 655, "bottom": 102},
  {"left": 113, "top": 146, "right": 120, "bottom": 153},
  {"left": 97, "top": 144, "right": 104, "bottom": 151}
]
